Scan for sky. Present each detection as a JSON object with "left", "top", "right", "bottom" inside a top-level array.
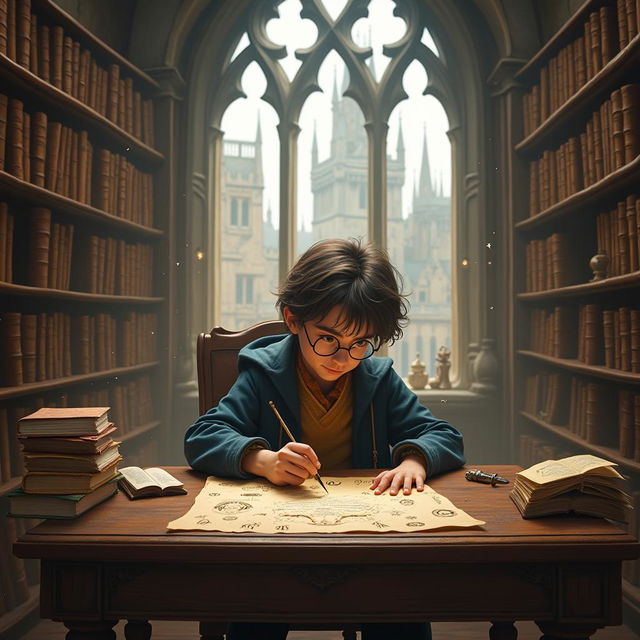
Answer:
[{"left": 220, "top": 0, "right": 452, "bottom": 231}]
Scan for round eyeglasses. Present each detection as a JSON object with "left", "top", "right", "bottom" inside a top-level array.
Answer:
[{"left": 303, "top": 324, "right": 380, "bottom": 360}]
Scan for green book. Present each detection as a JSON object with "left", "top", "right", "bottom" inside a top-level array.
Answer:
[{"left": 7, "top": 477, "right": 119, "bottom": 519}]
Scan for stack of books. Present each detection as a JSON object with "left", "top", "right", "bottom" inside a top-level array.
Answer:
[
  {"left": 510, "top": 454, "right": 632, "bottom": 522},
  {"left": 7, "top": 407, "right": 122, "bottom": 519}
]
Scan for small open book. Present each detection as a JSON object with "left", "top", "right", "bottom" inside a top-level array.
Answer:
[{"left": 118, "top": 467, "right": 187, "bottom": 500}]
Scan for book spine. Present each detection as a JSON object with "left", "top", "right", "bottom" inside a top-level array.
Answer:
[{"left": 1, "top": 312, "right": 23, "bottom": 385}]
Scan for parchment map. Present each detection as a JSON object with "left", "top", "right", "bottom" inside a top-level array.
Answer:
[{"left": 167, "top": 476, "right": 485, "bottom": 533}]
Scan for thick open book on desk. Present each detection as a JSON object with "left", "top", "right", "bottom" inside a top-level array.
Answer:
[
  {"left": 510, "top": 454, "right": 632, "bottom": 522},
  {"left": 118, "top": 466, "right": 186, "bottom": 499}
]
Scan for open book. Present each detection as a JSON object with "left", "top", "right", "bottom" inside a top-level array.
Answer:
[
  {"left": 118, "top": 467, "right": 186, "bottom": 499},
  {"left": 510, "top": 454, "right": 632, "bottom": 522}
]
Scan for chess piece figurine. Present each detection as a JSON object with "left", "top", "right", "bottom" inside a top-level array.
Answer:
[
  {"left": 430, "top": 345, "right": 452, "bottom": 390},
  {"left": 407, "top": 354, "right": 429, "bottom": 390},
  {"left": 589, "top": 251, "right": 609, "bottom": 281}
]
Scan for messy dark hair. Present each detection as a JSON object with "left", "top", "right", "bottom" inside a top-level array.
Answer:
[{"left": 276, "top": 238, "right": 409, "bottom": 344}]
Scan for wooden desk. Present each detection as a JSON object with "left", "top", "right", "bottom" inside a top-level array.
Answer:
[{"left": 13, "top": 466, "right": 640, "bottom": 640}]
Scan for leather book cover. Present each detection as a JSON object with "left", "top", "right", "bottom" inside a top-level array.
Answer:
[
  {"left": 611, "top": 88, "right": 625, "bottom": 170},
  {"left": 78, "top": 48, "right": 89, "bottom": 104},
  {"left": 625, "top": 0, "right": 638, "bottom": 41},
  {"left": 583, "top": 17, "right": 594, "bottom": 80},
  {"left": 118, "top": 77, "right": 126, "bottom": 130},
  {"left": 50, "top": 25, "right": 63, "bottom": 89},
  {"left": 95, "top": 148, "right": 110, "bottom": 211},
  {"left": 599, "top": 5, "right": 617, "bottom": 65},
  {"left": 600, "top": 100, "right": 612, "bottom": 176},
  {"left": 30, "top": 111, "right": 47, "bottom": 188},
  {"left": 618, "top": 200, "right": 630, "bottom": 274},
  {"left": 107, "top": 63, "right": 120, "bottom": 122},
  {"left": 14, "top": 0, "right": 29, "bottom": 68},
  {"left": 592, "top": 111, "right": 604, "bottom": 183},
  {"left": 603, "top": 309, "right": 615, "bottom": 368},
  {"left": 44, "top": 120, "right": 61, "bottom": 191},
  {"left": 54, "top": 125, "right": 68, "bottom": 194},
  {"left": 620, "top": 389, "right": 635, "bottom": 458},
  {"left": 618, "top": 0, "right": 629, "bottom": 49},
  {"left": 133, "top": 88, "right": 142, "bottom": 139},
  {"left": 36, "top": 312, "right": 45, "bottom": 381},
  {"left": 0, "top": 92, "right": 7, "bottom": 172},
  {"left": 627, "top": 195, "right": 638, "bottom": 271},
  {"left": 68, "top": 130, "right": 78, "bottom": 201},
  {"left": 631, "top": 309, "right": 640, "bottom": 374},
  {"left": 47, "top": 222, "right": 59, "bottom": 290},
  {"left": 62, "top": 34, "right": 72, "bottom": 94},
  {"left": 27, "top": 206, "right": 51, "bottom": 287},
  {"left": 0, "top": 201, "right": 8, "bottom": 282},
  {"left": 582, "top": 303, "right": 603, "bottom": 365},
  {"left": 63, "top": 313, "right": 71, "bottom": 376},
  {"left": 20, "top": 313, "right": 36, "bottom": 383},
  {"left": 38, "top": 23, "right": 49, "bottom": 83},
  {"left": 88, "top": 59, "right": 98, "bottom": 111},
  {"left": 621, "top": 84, "right": 640, "bottom": 163},
  {"left": 21, "top": 110, "right": 30, "bottom": 183},
  {"left": 6, "top": 97, "right": 24, "bottom": 179},
  {"left": 0, "top": 0, "right": 7, "bottom": 57},
  {"left": 620, "top": 307, "right": 632, "bottom": 371},
  {"left": 71, "top": 40, "right": 79, "bottom": 99},
  {"left": 1, "top": 312, "right": 23, "bottom": 385},
  {"left": 28, "top": 12, "right": 36, "bottom": 75}
]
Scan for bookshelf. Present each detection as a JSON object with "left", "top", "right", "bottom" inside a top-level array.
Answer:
[
  {"left": 512, "top": 0, "right": 640, "bottom": 624},
  {"left": 0, "top": 0, "right": 168, "bottom": 633}
]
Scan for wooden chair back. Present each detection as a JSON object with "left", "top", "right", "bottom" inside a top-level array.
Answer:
[{"left": 196, "top": 320, "right": 288, "bottom": 415}]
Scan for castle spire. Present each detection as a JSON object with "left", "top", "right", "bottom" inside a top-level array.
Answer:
[
  {"left": 396, "top": 115, "right": 405, "bottom": 164},
  {"left": 418, "top": 123, "right": 434, "bottom": 198},
  {"left": 311, "top": 119, "right": 318, "bottom": 167}
]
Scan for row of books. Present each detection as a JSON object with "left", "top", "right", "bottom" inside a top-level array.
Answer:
[
  {"left": 524, "top": 371, "right": 640, "bottom": 456},
  {"left": 0, "top": 310, "right": 158, "bottom": 386},
  {"left": 522, "top": 1, "right": 640, "bottom": 137},
  {"left": 8, "top": 407, "right": 122, "bottom": 519},
  {"left": 528, "top": 304, "right": 640, "bottom": 371},
  {"left": 524, "top": 194, "right": 640, "bottom": 292},
  {"left": 525, "top": 232, "right": 584, "bottom": 292},
  {"left": 0, "top": 374, "right": 156, "bottom": 483},
  {"left": 0, "top": 203, "right": 155, "bottom": 294},
  {"left": 596, "top": 195, "right": 640, "bottom": 277},
  {"left": 0, "top": 0, "right": 155, "bottom": 146},
  {"left": 528, "top": 84, "right": 640, "bottom": 216},
  {"left": 0, "top": 95, "right": 155, "bottom": 225}
]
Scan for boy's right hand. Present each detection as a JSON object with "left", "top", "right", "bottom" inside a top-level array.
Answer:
[{"left": 241, "top": 442, "right": 321, "bottom": 486}]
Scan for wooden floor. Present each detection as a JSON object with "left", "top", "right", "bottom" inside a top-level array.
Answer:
[{"left": 17, "top": 619, "right": 640, "bottom": 639}]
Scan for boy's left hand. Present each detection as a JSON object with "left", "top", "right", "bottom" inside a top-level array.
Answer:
[{"left": 370, "top": 455, "right": 427, "bottom": 496}]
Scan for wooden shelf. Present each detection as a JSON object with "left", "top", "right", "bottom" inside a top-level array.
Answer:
[
  {"left": 119, "top": 420, "right": 161, "bottom": 444},
  {"left": 0, "top": 54, "right": 163, "bottom": 168},
  {"left": 0, "top": 361, "right": 160, "bottom": 401},
  {"left": 516, "top": 35, "right": 640, "bottom": 156},
  {"left": 0, "top": 170, "right": 163, "bottom": 239},
  {"left": 515, "top": 154, "right": 640, "bottom": 232},
  {"left": 0, "top": 281, "right": 163, "bottom": 305},
  {"left": 518, "top": 350, "right": 640, "bottom": 385},
  {"left": 32, "top": 0, "right": 159, "bottom": 91},
  {"left": 521, "top": 411, "right": 640, "bottom": 474},
  {"left": 518, "top": 271, "right": 640, "bottom": 301},
  {"left": 516, "top": 0, "right": 605, "bottom": 80},
  {"left": 0, "top": 584, "right": 39, "bottom": 635}
]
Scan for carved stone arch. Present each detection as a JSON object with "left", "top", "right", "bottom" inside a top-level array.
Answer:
[{"left": 147, "top": 0, "right": 530, "bottom": 394}]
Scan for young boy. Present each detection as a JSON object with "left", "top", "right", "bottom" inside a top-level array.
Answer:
[{"left": 185, "top": 238, "right": 465, "bottom": 640}]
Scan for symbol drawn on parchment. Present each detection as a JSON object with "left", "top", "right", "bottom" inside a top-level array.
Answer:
[
  {"left": 241, "top": 493, "right": 262, "bottom": 496},
  {"left": 213, "top": 501, "right": 252, "bottom": 513},
  {"left": 432, "top": 509, "right": 456, "bottom": 517},
  {"left": 535, "top": 462, "right": 566, "bottom": 477},
  {"left": 406, "top": 521, "right": 425, "bottom": 527},
  {"left": 273, "top": 500, "right": 377, "bottom": 526},
  {"left": 326, "top": 480, "right": 342, "bottom": 486},
  {"left": 222, "top": 516, "right": 238, "bottom": 521},
  {"left": 196, "top": 515, "right": 211, "bottom": 525},
  {"left": 208, "top": 492, "right": 220, "bottom": 497},
  {"left": 399, "top": 499, "right": 414, "bottom": 506}
]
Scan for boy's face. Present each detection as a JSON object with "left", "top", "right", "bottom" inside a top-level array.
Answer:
[{"left": 284, "top": 305, "right": 374, "bottom": 392}]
